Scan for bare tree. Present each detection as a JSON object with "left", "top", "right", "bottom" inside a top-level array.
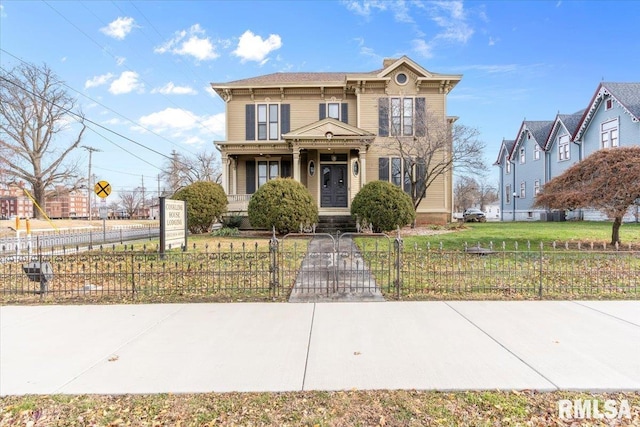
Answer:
[
  {"left": 380, "top": 104, "right": 487, "bottom": 210},
  {"left": 160, "top": 149, "right": 221, "bottom": 195},
  {"left": 0, "top": 63, "right": 86, "bottom": 218},
  {"left": 476, "top": 178, "right": 498, "bottom": 212},
  {"left": 534, "top": 146, "right": 640, "bottom": 245},
  {"left": 453, "top": 176, "right": 478, "bottom": 212},
  {"left": 119, "top": 188, "right": 144, "bottom": 219}
]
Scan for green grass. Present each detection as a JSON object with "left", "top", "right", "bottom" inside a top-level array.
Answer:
[
  {"left": 1, "top": 391, "right": 638, "bottom": 426},
  {"left": 404, "top": 221, "right": 640, "bottom": 250}
]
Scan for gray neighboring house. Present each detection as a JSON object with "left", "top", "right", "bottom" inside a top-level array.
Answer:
[{"left": 495, "top": 82, "right": 640, "bottom": 222}]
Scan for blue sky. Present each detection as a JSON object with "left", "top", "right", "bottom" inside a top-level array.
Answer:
[{"left": 1, "top": 0, "right": 639, "bottom": 200}]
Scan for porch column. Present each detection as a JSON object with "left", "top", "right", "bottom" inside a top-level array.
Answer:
[
  {"left": 358, "top": 147, "right": 366, "bottom": 189},
  {"left": 230, "top": 156, "right": 237, "bottom": 195},
  {"left": 220, "top": 153, "right": 229, "bottom": 193},
  {"left": 292, "top": 148, "right": 301, "bottom": 182}
]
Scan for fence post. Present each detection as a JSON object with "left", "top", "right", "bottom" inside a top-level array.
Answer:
[
  {"left": 269, "top": 226, "right": 279, "bottom": 298},
  {"left": 394, "top": 227, "right": 403, "bottom": 300},
  {"left": 538, "top": 242, "right": 544, "bottom": 299},
  {"left": 131, "top": 253, "right": 136, "bottom": 298}
]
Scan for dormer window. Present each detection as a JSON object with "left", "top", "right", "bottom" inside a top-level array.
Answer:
[{"left": 605, "top": 98, "right": 613, "bottom": 110}]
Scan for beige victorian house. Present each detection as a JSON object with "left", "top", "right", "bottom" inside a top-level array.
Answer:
[{"left": 211, "top": 56, "right": 461, "bottom": 225}]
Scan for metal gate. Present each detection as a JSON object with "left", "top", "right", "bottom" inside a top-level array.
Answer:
[{"left": 280, "top": 232, "right": 396, "bottom": 302}]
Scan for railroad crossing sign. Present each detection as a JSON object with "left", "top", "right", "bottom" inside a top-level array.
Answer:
[{"left": 94, "top": 180, "right": 111, "bottom": 198}]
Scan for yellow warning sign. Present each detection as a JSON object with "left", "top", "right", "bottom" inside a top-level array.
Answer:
[{"left": 94, "top": 181, "right": 111, "bottom": 198}]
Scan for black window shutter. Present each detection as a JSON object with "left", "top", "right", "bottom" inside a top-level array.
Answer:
[
  {"left": 415, "top": 98, "right": 426, "bottom": 137},
  {"left": 246, "top": 160, "right": 256, "bottom": 194},
  {"left": 416, "top": 158, "right": 426, "bottom": 199},
  {"left": 245, "top": 104, "right": 256, "bottom": 140},
  {"left": 281, "top": 160, "right": 291, "bottom": 178},
  {"left": 319, "top": 103, "right": 326, "bottom": 120},
  {"left": 378, "top": 98, "right": 389, "bottom": 136},
  {"left": 341, "top": 103, "right": 348, "bottom": 124},
  {"left": 378, "top": 157, "right": 389, "bottom": 181},
  {"left": 281, "top": 104, "right": 290, "bottom": 135}
]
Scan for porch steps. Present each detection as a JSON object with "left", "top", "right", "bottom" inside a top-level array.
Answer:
[{"left": 315, "top": 215, "right": 357, "bottom": 234}]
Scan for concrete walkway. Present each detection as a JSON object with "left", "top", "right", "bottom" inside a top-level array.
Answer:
[
  {"left": 1, "top": 301, "right": 639, "bottom": 395},
  {"left": 288, "top": 236, "right": 385, "bottom": 303}
]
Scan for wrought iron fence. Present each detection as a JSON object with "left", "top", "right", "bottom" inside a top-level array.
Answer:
[
  {"left": 1, "top": 237, "right": 639, "bottom": 303},
  {"left": 0, "top": 225, "right": 159, "bottom": 255}
]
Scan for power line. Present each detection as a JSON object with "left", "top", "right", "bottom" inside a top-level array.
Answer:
[
  {"left": 42, "top": 0, "right": 224, "bottom": 137},
  {"left": 0, "top": 69, "right": 182, "bottom": 165}
]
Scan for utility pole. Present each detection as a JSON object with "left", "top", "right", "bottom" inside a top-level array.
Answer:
[
  {"left": 141, "top": 175, "right": 145, "bottom": 219},
  {"left": 82, "top": 146, "right": 102, "bottom": 221}
]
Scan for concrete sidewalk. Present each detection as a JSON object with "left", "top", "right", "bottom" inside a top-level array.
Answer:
[{"left": 1, "top": 301, "right": 639, "bottom": 395}]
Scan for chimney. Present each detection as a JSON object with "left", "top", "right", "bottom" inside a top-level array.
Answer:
[{"left": 383, "top": 58, "right": 397, "bottom": 68}]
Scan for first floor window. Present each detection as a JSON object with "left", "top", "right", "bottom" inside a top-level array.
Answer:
[
  {"left": 257, "top": 160, "right": 279, "bottom": 188},
  {"left": 520, "top": 182, "right": 526, "bottom": 199},
  {"left": 505, "top": 185, "right": 511, "bottom": 204},
  {"left": 534, "top": 180, "right": 540, "bottom": 195},
  {"left": 379, "top": 156, "right": 415, "bottom": 194}
]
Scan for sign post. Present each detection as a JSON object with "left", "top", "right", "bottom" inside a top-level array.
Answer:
[
  {"left": 94, "top": 180, "right": 111, "bottom": 244},
  {"left": 159, "top": 197, "right": 187, "bottom": 258}
]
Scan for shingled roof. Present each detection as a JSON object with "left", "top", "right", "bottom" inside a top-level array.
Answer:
[
  {"left": 524, "top": 120, "right": 554, "bottom": 147},
  {"left": 212, "top": 72, "right": 367, "bottom": 87},
  {"left": 603, "top": 82, "right": 640, "bottom": 119}
]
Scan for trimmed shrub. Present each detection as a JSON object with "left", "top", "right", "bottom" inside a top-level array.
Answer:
[
  {"left": 248, "top": 178, "right": 318, "bottom": 234},
  {"left": 173, "top": 181, "right": 227, "bottom": 234},
  {"left": 351, "top": 180, "right": 415, "bottom": 233}
]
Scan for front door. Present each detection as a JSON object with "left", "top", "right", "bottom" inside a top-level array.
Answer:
[{"left": 321, "top": 164, "right": 348, "bottom": 207}]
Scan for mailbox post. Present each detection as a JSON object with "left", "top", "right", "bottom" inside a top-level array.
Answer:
[{"left": 23, "top": 261, "right": 53, "bottom": 294}]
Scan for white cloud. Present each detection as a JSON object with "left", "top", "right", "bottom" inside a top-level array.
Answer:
[
  {"left": 233, "top": 30, "right": 282, "bottom": 64},
  {"left": 85, "top": 73, "right": 114, "bottom": 89},
  {"left": 103, "top": 118, "right": 124, "bottom": 126},
  {"left": 412, "top": 39, "right": 433, "bottom": 58},
  {"left": 0, "top": 5, "right": 6, "bottom": 18},
  {"left": 341, "top": 0, "right": 387, "bottom": 18},
  {"left": 429, "top": 1, "right": 473, "bottom": 43},
  {"left": 155, "top": 24, "right": 219, "bottom": 61},
  {"left": 201, "top": 113, "right": 225, "bottom": 136},
  {"left": 137, "top": 108, "right": 225, "bottom": 140},
  {"left": 100, "top": 17, "right": 136, "bottom": 40},
  {"left": 151, "top": 82, "right": 197, "bottom": 95},
  {"left": 109, "top": 71, "right": 143, "bottom": 94}
]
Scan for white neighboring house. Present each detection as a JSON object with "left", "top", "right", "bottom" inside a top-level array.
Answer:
[{"left": 483, "top": 202, "right": 501, "bottom": 221}]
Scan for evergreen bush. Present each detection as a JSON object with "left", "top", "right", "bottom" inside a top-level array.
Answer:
[
  {"left": 248, "top": 178, "right": 318, "bottom": 234},
  {"left": 173, "top": 181, "right": 227, "bottom": 234},
  {"left": 350, "top": 180, "right": 415, "bottom": 232}
]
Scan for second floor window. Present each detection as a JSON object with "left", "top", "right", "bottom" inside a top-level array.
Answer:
[
  {"left": 519, "top": 147, "right": 526, "bottom": 164},
  {"left": 257, "top": 104, "right": 279, "bottom": 140},
  {"left": 601, "top": 118, "right": 619, "bottom": 148},
  {"left": 558, "top": 134, "right": 570, "bottom": 161},
  {"left": 505, "top": 156, "right": 511, "bottom": 174},
  {"left": 245, "top": 104, "right": 290, "bottom": 141},
  {"left": 378, "top": 97, "right": 426, "bottom": 137},
  {"left": 534, "top": 143, "right": 541, "bottom": 160}
]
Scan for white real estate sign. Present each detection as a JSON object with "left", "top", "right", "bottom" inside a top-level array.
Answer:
[{"left": 160, "top": 197, "right": 186, "bottom": 252}]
